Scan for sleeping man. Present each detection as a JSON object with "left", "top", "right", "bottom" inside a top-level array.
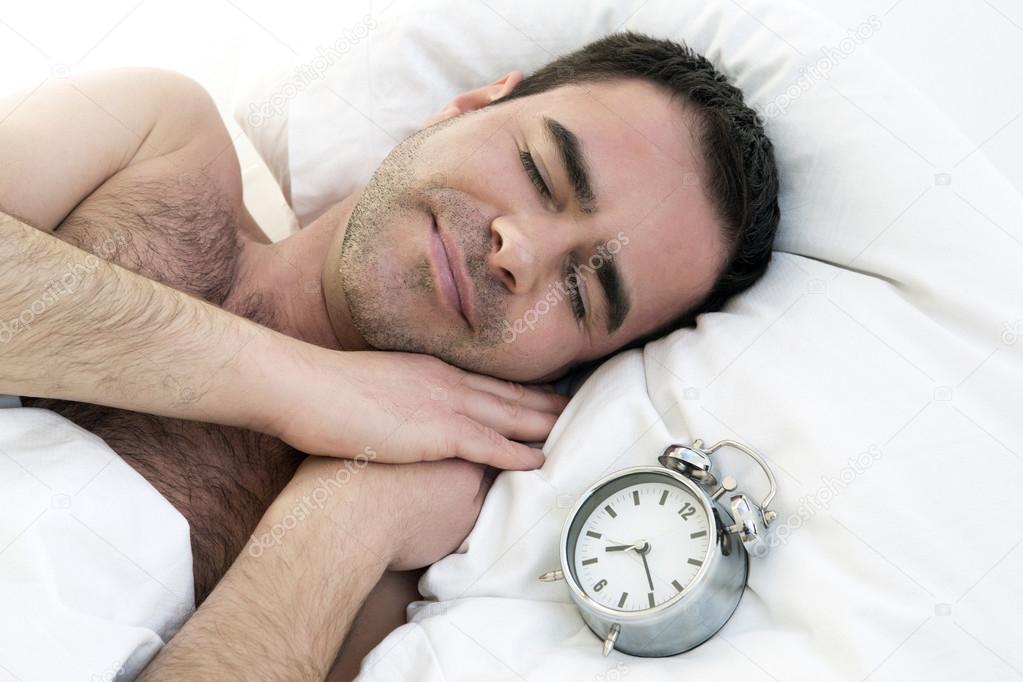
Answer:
[{"left": 0, "top": 31, "right": 778, "bottom": 679}]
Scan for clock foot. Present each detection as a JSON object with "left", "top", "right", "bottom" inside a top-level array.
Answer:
[{"left": 602, "top": 623, "right": 620, "bottom": 657}]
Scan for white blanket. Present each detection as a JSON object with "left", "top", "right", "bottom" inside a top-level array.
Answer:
[{"left": 0, "top": 403, "right": 193, "bottom": 681}]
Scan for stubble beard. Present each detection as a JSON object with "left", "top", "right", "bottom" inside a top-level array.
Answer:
[{"left": 337, "top": 117, "right": 508, "bottom": 372}]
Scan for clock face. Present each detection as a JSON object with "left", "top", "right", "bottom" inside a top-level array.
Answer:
[{"left": 569, "top": 473, "right": 712, "bottom": 612}]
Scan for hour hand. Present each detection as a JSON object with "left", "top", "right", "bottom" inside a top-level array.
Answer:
[{"left": 605, "top": 540, "right": 644, "bottom": 552}]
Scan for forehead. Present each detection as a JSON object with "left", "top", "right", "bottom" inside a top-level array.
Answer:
[{"left": 510, "top": 79, "right": 726, "bottom": 354}]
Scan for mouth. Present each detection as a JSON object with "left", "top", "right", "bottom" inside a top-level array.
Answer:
[{"left": 428, "top": 212, "right": 475, "bottom": 328}]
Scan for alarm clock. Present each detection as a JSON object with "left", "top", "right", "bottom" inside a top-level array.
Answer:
[{"left": 538, "top": 438, "right": 777, "bottom": 657}]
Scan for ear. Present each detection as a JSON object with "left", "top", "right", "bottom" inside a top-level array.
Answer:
[{"left": 421, "top": 70, "right": 523, "bottom": 128}]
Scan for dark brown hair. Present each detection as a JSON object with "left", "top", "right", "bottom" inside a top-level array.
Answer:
[{"left": 488, "top": 31, "right": 780, "bottom": 360}]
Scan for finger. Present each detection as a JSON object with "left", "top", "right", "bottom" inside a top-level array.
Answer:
[
  {"left": 458, "top": 390, "right": 560, "bottom": 442},
  {"left": 450, "top": 415, "right": 545, "bottom": 470},
  {"left": 460, "top": 374, "right": 569, "bottom": 414}
]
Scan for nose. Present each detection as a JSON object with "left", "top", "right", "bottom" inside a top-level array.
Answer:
[{"left": 488, "top": 214, "right": 573, "bottom": 295}]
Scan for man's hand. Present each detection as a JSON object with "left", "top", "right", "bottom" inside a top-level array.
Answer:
[
  {"left": 360, "top": 457, "right": 495, "bottom": 571},
  {"left": 260, "top": 345, "right": 568, "bottom": 471}
]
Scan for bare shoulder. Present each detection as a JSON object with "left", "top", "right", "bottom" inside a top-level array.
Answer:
[
  {"left": 117, "top": 68, "right": 244, "bottom": 208},
  {"left": 0, "top": 66, "right": 245, "bottom": 232}
]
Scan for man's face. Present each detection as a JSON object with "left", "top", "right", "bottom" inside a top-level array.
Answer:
[{"left": 323, "top": 78, "right": 727, "bottom": 382}]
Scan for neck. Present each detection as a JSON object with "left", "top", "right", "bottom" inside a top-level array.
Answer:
[{"left": 234, "top": 193, "right": 368, "bottom": 351}]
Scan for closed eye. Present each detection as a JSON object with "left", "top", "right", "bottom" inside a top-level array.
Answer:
[
  {"left": 563, "top": 256, "right": 587, "bottom": 322},
  {"left": 519, "top": 150, "right": 553, "bottom": 202}
]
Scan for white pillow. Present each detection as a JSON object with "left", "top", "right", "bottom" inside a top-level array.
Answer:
[{"left": 235, "top": 0, "right": 1023, "bottom": 679}]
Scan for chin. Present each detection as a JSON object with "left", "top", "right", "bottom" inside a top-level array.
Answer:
[{"left": 471, "top": 357, "right": 558, "bottom": 384}]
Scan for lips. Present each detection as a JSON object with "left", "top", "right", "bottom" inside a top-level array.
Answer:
[{"left": 429, "top": 212, "right": 474, "bottom": 327}]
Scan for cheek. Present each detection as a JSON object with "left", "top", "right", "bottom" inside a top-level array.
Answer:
[
  {"left": 492, "top": 333, "right": 575, "bottom": 382},
  {"left": 442, "top": 129, "right": 529, "bottom": 206},
  {"left": 498, "top": 299, "right": 578, "bottom": 363}
]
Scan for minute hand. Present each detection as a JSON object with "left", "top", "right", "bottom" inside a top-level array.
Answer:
[{"left": 640, "top": 550, "right": 655, "bottom": 591}]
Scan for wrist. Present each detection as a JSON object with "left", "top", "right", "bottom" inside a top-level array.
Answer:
[
  {"left": 228, "top": 323, "right": 319, "bottom": 438},
  {"left": 260, "top": 457, "right": 398, "bottom": 569}
]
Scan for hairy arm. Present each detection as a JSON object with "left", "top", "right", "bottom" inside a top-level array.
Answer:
[
  {"left": 0, "top": 211, "right": 297, "bottom": 431},
  {"left": 0, "top": 211, "right": 560, "bottom": 469},
  {"left": 137, "top": 458, "right": 393, "bottom": 681},
  {"left": 139, "top": 456, "right": 491, "bottom": 680}
]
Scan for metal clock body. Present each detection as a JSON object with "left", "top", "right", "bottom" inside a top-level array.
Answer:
[{"left": 539, "top": 439, "right": 777, "bottom": 657}]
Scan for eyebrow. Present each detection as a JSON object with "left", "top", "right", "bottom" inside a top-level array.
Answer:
[
  {"left": 539, "top": 117, "right": 630, "bottom": 334},
  {"left": 542, "top": 117, "right": 598, "bottom": 215},
  {"left": 593, "top": 240, "right": 630, "bottom": 334}
]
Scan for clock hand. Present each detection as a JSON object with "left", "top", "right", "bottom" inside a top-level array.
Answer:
[
  {"left": 638, "top": 542, "right": 655, "bottom": 591},
  {"left": 604, "top": 537, "right": 642, "bottom": 551},
  {"left": 605, "top": 539, "right": 650, "bottom": 552}
]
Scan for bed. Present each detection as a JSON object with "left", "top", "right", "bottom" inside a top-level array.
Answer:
[
  {"left": 0, "top": 0, "right": 1020, "bottom": 679},
  {"left": 231, "top": 0, "right": 1023, "bottom": 679}
]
